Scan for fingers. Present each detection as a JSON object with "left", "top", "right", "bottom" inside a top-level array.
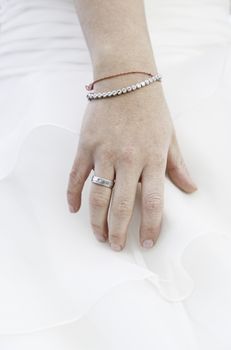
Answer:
[
  {"left": 108, "top": 166, "right": 141, "bottom": 251},
  {"left": 140, "top": 157, "right": 166, "bottom": 248},
  {"left": 67, "top": 149, "right": 93, "bottom": 213},
  {"left": 89, "top": 162, "right": 115, "bottom": 243},
  {"left": 167, "top": 130, "right": 198, "bottom": 193}
]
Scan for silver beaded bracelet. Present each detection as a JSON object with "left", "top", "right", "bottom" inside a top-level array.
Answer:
[{"left": 86, "top": 73, "right": 162, "bottom": 101}]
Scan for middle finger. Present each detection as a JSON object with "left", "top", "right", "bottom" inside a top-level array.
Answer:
[{"left": 108, "top": 165, "right": 141, "bottom": 251}]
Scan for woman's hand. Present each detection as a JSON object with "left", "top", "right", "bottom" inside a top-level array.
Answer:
[
  {"left": 67, "top": 75, "right": 197, "bottom": 251},
  {"left": 69, "top": 0, "right": 197, "bottom": 251}
]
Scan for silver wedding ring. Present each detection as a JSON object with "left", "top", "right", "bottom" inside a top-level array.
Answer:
[{"left": 91, "top": 174, "right": 115, "bottom": 189}]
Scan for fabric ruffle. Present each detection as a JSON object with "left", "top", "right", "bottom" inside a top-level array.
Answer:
[
  {"left": 0, "top": 0, "right": 231, "bottom": 348},
  {"left": 0, "top": 49, "right": 231, "bottom": 336}
]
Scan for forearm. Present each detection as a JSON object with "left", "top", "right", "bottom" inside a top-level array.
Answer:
[{"left": 74, "top": 0, "right": 157, "bottom": 80}]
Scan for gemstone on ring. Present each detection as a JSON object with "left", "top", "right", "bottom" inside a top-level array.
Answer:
[{"left": 91, "top": 175, "right": 114, "bottom": 189}]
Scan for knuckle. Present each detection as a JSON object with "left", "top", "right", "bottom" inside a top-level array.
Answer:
[
  {"left": 119, "top": 145, "right": 136, "bottom": 164},
  {"left": 168, "top": 146, "right": 185, "bottom": 172},
  {"left": 143, "top": 192, "right": 163, "bottom": 211},
  {"left": 67, "top": 188, "right": 75, "bottom": 199},
  {"left": 91, "top": 222, "right": 103, "bottom": 233},
  {"left": 169, "top": 159, "right": 185, "bottom": 172},
  {"left": 141, "top": 225, "right": 160, "bottom": 239},
  {"left": 110, "top": 233, "right": 122, "bottom": 241},
  {"left": 112, "top": 198, "right": 131, "bottom": 217},
  {"left": 80, "top": 139, "right": 91, "bottom": 150},
  {"left": 152, "top": 152, "right": 166, "bottom": 167},
  {"left": 97, "top": 148, "right": 115, "bottom": 164},
  {"left": 89, "top": 192, "right": 109, "bottom": 209},
  {"left": 69, "top": 169, "right": 85, "bottom": 187}
]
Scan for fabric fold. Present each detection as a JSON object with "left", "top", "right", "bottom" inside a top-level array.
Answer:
[{"left": 0, "top": 0, "right": 231, "bottom": 348}]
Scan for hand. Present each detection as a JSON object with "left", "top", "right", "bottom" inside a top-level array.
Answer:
[{"left": 67, "top": 76, "right": 197, "bottom": 251}]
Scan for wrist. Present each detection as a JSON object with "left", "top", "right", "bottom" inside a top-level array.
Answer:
[{"left": 92, "top": 46, "right": 157, "bottom": 81}]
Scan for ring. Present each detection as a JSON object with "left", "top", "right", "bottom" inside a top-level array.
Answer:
[{"left": 91, "top": 174, "right": 115, "bottom": 189}]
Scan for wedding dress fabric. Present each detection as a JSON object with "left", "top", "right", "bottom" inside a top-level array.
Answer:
[{"left": 0, "top": 0, "right": 231, "bottom": 349}]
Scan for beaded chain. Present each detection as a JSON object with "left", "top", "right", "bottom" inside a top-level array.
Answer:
[{"left": 86, "top": 73, "right": 162, "bottom": 101}]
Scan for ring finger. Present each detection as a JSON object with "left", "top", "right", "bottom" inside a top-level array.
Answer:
[
  {"left": 89, "top": 161, "right": 115, "bottom": 242},
  {"left": 140, "top": 158, "right": 167, "bottom": 248}
]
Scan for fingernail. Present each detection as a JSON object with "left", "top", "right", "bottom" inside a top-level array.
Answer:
[
  {"left": 142, "top": 239, "right": 154, "bottom": 249},
  {"left": 69, "top": 205, "right": 76, "bottom": 213},
  {"left": 95, "top": 233, "right": 106, "bottom": 242},
  {"left": 110, "top": 243, "right": 122, "bottom": 251}
]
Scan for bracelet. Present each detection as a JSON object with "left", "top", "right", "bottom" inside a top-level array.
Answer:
[
  {"left": 86, "top": 73, "right": 162, "bottom": 101},
  {"left": 85, "top": 70, "right": 154, "bottom": 91}
]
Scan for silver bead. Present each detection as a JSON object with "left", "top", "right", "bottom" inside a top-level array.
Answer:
[{"left": 86, "top": 72, "right": 162, "bottom": 101}]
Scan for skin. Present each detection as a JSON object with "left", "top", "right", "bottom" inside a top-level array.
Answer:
[{"left": 67, "top": 0, "right": 198, "bottom": 251}]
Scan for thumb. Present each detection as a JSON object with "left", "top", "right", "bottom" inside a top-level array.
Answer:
[{"left": 167, "top": 131, "right": 198, "bottom": 193}]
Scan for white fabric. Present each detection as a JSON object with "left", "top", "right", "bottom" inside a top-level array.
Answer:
[{"left": 0, "top": 0, "right": 231, "bottom": 349}]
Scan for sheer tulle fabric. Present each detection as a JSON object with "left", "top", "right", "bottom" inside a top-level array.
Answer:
[{"left": 0, "top": 0, "right": 231, "bottom": 349}]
